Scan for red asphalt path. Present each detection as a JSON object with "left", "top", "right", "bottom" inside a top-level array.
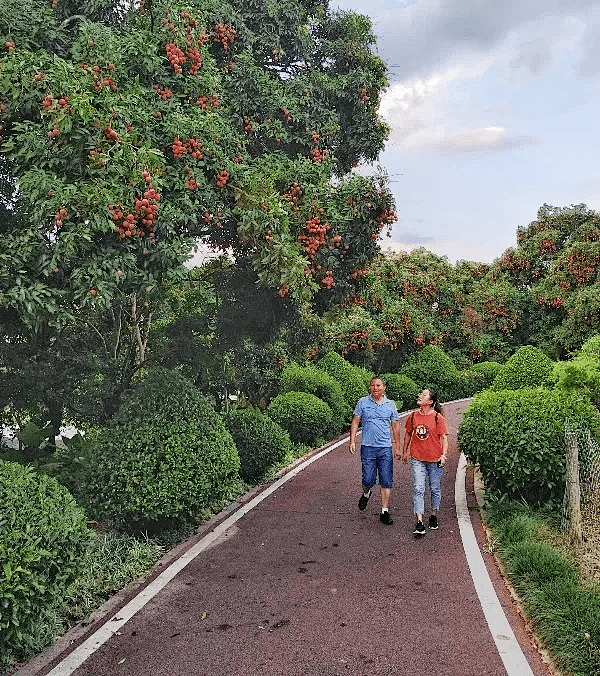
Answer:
[{"left": 16, "top": 401, "right": 554, "bottom": 676}]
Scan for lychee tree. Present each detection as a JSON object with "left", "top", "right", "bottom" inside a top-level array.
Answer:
[{"left": 0, "top": 0, "right": 395, "bottom": 334}]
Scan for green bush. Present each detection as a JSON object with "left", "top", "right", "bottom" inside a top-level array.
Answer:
[
  {"left": 380, "top": 373, "right": 419, "bottom": 411},
  {"left": 469, "top": 361, "right": 505, "bottom": 388},
  {"left": 490, "top": 345, "right": 554, "bottom": 391},
  {"left": 553, "top": 334, "right": 600, "bottom": 407},
  {"left": 315, "top": 351, "right": 368, "bottom": 408},
  {"left": 459, "top": 369, "right": 488, "bottom": 397},
  {"left": 83, "top": 368, "right": 240, "bottom": 532},
  {"left": 458, "top": 387, "right": 600, "bottom": 503},
  {"left": 225, "top": 408, "right": 292, "bottom": 484},
  {"left": 281, "top": 362, "right": 348, "bottom": 432},
  {"left": 400, "top": 344, "right": 467, "bottom": 401},
  {"left": 0, "top": 461, "right": 91, "bottom": 670},
  {"left": 266, "top": 391, "right": 333, "bottom": 446}
]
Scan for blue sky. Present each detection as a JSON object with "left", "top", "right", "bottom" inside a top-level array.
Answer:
[{"left": 334, "top": 0, "right": 600, "bottom": 264}]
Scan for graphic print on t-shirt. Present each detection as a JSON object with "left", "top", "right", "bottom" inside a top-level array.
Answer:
[{"left": 415, "top": 424, "right": 429, "bottom": 440}]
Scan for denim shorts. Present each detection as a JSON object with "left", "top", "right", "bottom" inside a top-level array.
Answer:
[{"left": 361, "top": 445, "right": 394, "bottom": 489}]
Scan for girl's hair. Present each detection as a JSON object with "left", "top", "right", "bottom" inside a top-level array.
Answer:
[{"left": 426, "top": 387, "right": 445, "bottom": 416}]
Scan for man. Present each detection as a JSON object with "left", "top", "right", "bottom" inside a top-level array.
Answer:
[{"left": 349, "top": 377, "right": 401, "bottom": 525}]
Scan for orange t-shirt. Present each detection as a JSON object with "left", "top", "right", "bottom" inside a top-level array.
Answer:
[{"left": 405, "top": 410, "right": 449, "bottom": 462}]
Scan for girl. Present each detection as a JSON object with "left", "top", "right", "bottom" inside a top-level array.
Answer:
[{"left": 401, "top": 388, "right": 449, "bottom": 536}]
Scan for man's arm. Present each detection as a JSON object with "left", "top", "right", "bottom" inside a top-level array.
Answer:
[
  {"left": 392, "top": 419, "right": 402, "bottom": 458},
  {"left": 349, "top": 415, "right": 361, "bottom": 454}
]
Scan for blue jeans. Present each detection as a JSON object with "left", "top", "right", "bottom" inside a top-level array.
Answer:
[
  {"left": 411, "top": 458, "right": 443, "bottom": 515},
  {"left": 361, "top": 445, "right": 394, "bottom": 489}
]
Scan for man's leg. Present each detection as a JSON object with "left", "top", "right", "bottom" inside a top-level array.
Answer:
[{"left": 378, "top": 448, "right": 394, "bottom": 525}]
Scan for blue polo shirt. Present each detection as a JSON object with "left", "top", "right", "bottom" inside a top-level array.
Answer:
[{"left": 353, "top": 395, "right": 399, "bottom": 447}]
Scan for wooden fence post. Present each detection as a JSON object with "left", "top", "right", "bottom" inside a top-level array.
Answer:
[{"left": 565, "top": 430, "right": 583, "bottom": 542}]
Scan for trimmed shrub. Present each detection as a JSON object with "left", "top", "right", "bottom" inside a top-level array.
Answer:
[
  {"left": 225, "top": 408, "right": 292, "bottom": 484},
  {"left": 490, "top": 345, "right": 554, "bottom": 391},
  {"left": 459, "top": 369, "right": 488, "bottom": 397},
  {"left": 267, "top": 391, "right": 333, "bottom": 446},
  {"left": 469, "top": 361, "right": 504, "bottom": 389},
  {"left": 83, "top": 368, "right": 240, "bottom": 532},
  {"left": 553, "top": 334, "right": 600, "bottom": 408},
  {"left": 315, "top": 351, "right": 368, "bottom": 408},
  {"left": 281, "top": 362, "right": 348, "bottom": 432},
  {"left": 400, "top": 345, "right": 467, "bottom": 401},
  {"left": 458, "top": 387, "right": 600, "bottom": 503},
  {"left": 0, "top": 461, "right": 91, "bottom": 669},
  {"left": 380, "top": 373, "right": 419, "bottom": 411}
]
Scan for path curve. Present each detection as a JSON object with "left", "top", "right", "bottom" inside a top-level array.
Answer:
[{"left": 15, "top": 400, "right": 553, "bottom": 676}]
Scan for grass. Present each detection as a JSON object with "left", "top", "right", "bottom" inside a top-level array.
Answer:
[{"left": 484, "top": 501, "right": 600, "bottom": 676}]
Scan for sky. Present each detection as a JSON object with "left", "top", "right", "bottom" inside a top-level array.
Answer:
[{"left": 333, "top": 0, "right": 600, "bottom": 264}]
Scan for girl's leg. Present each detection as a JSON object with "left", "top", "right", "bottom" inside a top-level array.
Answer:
[
  {"left": 410, "top": 458, "right": 426, "bottom": 519},
  {"left": 427, "top": 462, "right": 444, "bottom": 511}
]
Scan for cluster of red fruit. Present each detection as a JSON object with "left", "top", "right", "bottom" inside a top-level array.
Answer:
[
  {"left": 321, "top": 270, "right": 335, "bottom": 289},
  {"left": 109, "top": 171, "right": 160, "bottom": 241},
  {"left": 297, "top": 216, "right": 329, "bottom": 260},
  {"left": 212, "top": 23, "right": 236, "bottom": 50},
  {"left": 153, "top": 84, "right": 173, "bottom": 100},
  {"left": 242, "top": 115, "right": 255, "bottom": 132},
  {"left": 565, "top": 251, "right": 598, "bottom": 284},
  {"left": 33, "top": 72, "right": 46, "bottom": 82},
  {"left": 350, "top": 267, "right": 369, "bottom": 279},
  {"left": 48, "top": 124, "right": 60, "bottom": 138},
  {"left": 54, "top": 207, "right": 68, "bottom": 227},
  {"left": 310, "top": 147, "right": 328, "bottom": 163},
  {"left": 171, "top": 136, "right": 203, "bottom": 159},
  {"left": 4, "top": 41, "right": 15, "bottom": 53},
  {"left": 196, "top": 94, "right": 219, "bottom": 109},
  {"left": 360, "top": 87, "right": 370, "bottom": 103},
  {"left": 42, "top": 94, "right": 70, "bottom": 111},
  {"left": 104, "top": 126, "right": 120, "bottom": 143},
  {"left": 282, "top": 108, "right": 292, "bottom": 122},
  {"left": 165, "top": 42, "right": 187, "bottom": 74},
  {"left": 282, "top": 182, "right": 302, "bottom": 212},
  {"left": 278, "top": 284, "right": 290, "bottom": 298},
  {"left": 216, "top": 169, "right": 229, "bottom": 188},
  {"left": 375, "top": 208, "right": 397, "bottom": 226}
]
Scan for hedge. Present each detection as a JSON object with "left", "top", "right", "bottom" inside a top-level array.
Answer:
[
  {"left": 82, "top": 368, "right": 240, "bottom": 532},
  {"left": 225, "top": 408, "right": 292, "bottom": 484},
  {"left": 458, "top": 387, "right": 600, "bottom": 503},
  {"left": 267, "top": 391, "right": 333, "bottom": 446},
  {"left": 0, "top": 461, "right": 91, "bottom": 670}
]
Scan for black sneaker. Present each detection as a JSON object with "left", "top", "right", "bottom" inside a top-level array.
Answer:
[
  {"left": 380, "top": 511, "right": 393, "bottom": 525},
  {"left": 428, "top": 515, "right": 439, "bottom": 530},
  {"left": 358, "top": 491, "right": 371, "bottom": 510},
  {"left": 413, "top": 521, "right": 426, "bottom": 536}
]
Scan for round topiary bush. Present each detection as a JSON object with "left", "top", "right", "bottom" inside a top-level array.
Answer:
[
  {"left": 553, "top": 334, "right": 600, "bottom": 408},
  {"left": 458, "top": 387, "right": 600, "bottom": 503},
  {"left": 315, "top": 351, "right": 367, "bottom": 408},
  {"left": 489, "top": 345, "right": 554, "bottom": 391},
  {"left": 266, "top": 391, "right": 333, "bottom": 446},
  {"left": 225, "top": 408, "right": 292, "bottom": 484},
  {"left": 281, "top": 362, "right": 348, "bottom": 432},
  {"left": 400, "top": 345, "right": 467, "bottom": 401},
  {"left": 83, "top": 368, "right": 240, "bottom": 532},
  {"left": 469, "top": 361, "right": 505, "bottom": 389},
  {"left": 0, "top": 461, "right": 91, "bottom": 669},
  {"left": 380, "top": 373, "right": 419, "bottom": 411}
]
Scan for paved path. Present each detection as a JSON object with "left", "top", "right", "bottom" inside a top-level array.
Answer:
[{"left": 18, "top": 401, "right": 553, "bottom": 676}]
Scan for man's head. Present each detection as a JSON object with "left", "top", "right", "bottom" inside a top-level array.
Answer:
[{"left": 369, "top": 377, "right": 386, "bottom": 401}]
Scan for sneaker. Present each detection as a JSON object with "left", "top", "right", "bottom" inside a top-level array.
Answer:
[
  {"left": 358, "top": 490, "right": 371, "bottom": 510},
  {"left": 379, "top": 511, "right": 393, "bottom": 525},
  {"left": 413, "top": 521, "right": 426, "bottom": 536},
  {"left": 428, "top": 515, "right": 439, "bottom": 530}
]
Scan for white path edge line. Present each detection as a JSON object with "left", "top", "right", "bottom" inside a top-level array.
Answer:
[
  {"left": 455, "top": 451, "right": 534, "bottom": 676},
  {"left": 46, "top": 436, "right": 350, "bottom": 676}
]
